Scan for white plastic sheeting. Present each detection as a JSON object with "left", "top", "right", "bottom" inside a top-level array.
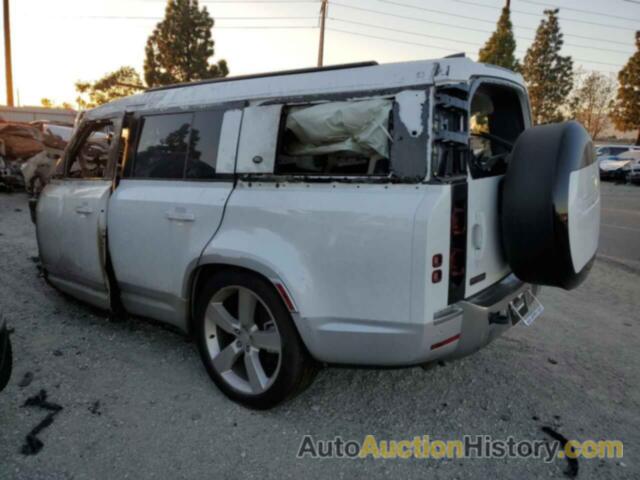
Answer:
[{"left": 284, "top": 99, "right": 392, "bottom": 158}]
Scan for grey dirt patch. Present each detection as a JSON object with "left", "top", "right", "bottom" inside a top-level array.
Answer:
[{"left": 0, "top": 192, "right": 638, "bottom": 479}]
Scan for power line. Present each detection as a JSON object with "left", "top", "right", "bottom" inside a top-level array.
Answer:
[
  {"left": 326, "top": 27, "right": 461, "bottom": 52},
  {"left": 330, "top": 1, "right": 635, "bottom": 48},
  {"left": 329, "top": 16, "right": 479, "bottom": 47},
  {"left": 329, "top": 16, "right": 631, "bottom": 56},
  {"left": 444, "top": 0, "right": 640, "bottom": 27},
  {"left": 518, "top": 0, "right": 640, "bottom": 22},
  {"left": 375, "top": 0, "right": 520, "bottom": 29},
  {"left": 326, "top": 26, "right": 619, "bottom": 74},
  {"left": 328, "top": 19, "right": 620, "bottom": 68},
  {"left": 377, "top": 0, "right": 637, "bottom": 32}
]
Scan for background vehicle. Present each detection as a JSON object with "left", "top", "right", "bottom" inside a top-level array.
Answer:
[
  {"left": 34, "top": 58, "right": 599, "bottom": 408},
  {"left": 622, "top": 151, "right": 640, "bottom": 184},
  {"left": 598, "top": 144, "right": 640, "bottom": 180},
  {"left": 596, "top": 144, "right": 635, "bottom": 157}
]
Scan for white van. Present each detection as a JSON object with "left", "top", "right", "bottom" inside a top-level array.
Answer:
[{"left": 34, "top": 58, "right": 600, "bottom": 408}]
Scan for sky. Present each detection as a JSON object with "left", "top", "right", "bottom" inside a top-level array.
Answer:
[{"left": 0, "top": 0, "right": 638, "bottom": 107}]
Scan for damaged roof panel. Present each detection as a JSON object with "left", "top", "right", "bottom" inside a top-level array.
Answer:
[{"left": 85, "top": 57, "right": 524, "bottom": 120}]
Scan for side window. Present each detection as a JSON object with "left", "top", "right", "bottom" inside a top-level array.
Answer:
[
  {"left": 185, "top": 110, "right": 224, "bottom": 179},
  {"left": 133, "top": 113, "right": 191, "bottom": 179},
  {"left": 275, "top": 99, "right": 392, "bottom": 176},
  {"left": 66, "top": 122, "right": 113, "bottom": 179}
]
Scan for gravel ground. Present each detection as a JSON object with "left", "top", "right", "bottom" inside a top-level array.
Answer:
[{"left": 0, "top": 191, "right": 638, "bottom": 479}]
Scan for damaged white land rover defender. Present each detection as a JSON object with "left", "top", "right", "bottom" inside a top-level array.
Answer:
[{"left": 34, "top": 58, "right": 600, "bottom": 408}]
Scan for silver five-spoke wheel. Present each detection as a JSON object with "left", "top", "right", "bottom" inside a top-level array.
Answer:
[{"left": 204, "top": 286, "right": 282, "bottom": 395}]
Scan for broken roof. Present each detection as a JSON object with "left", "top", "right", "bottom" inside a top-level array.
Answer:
[{"left": 86, "top": 57, "right": 524, "bottom": 121}]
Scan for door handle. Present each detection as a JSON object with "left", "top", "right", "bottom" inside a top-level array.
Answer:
[
  {"left": 471, "top": 212, "right": 485, "bottom": 259},
  {"left": 75, "top": 205, "right": 93, "bottom": 215},
  {"left": 165, "top": 208, "right": 195, "bottom": 222}
]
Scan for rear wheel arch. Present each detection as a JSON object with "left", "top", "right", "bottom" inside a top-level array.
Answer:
[{"left": 188, "top": 262, "right": 300, "bottom": 339}]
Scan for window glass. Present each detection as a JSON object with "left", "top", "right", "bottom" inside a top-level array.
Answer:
[
  {"left": 185, "top": 110, "right": 224, "bottom": 179},
  {"left": 133, "top": 113, "right": 191, "bottom": 179},
  {"left": 275, "top": 99, "right": 392, "bottom": 176},
  {"left": 610, "top": 147, "right": 628, "bottom": 156},
  {"left": 67, "top": 123, "right": 113, "bottom": 179}
]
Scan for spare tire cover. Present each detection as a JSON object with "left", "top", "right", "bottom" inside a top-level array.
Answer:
[{"left": 502, "top": 121, "right": 600, "bottom": 290}]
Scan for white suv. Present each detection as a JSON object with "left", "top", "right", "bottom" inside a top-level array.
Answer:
[{"left": 34, "top": 58, "right": 600, "bottom": 408}]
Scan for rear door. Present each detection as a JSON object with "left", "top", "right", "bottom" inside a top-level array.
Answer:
[
  {"left": 107, "top": 107, "right": 242, "bottom": 327},
  {"left": 465, "top": 82, "right": 529, "bottom": 297},
  {"left": 36, "top": 117, "right": 121, "bottom": 309}
]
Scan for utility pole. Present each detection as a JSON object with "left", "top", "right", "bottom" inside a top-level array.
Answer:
[
  {"left": 506, "top": 0, "right": 510, "bottom": 7},
  {"left": 3, "top": 0, "right": 14, "bottom": 106},
  {"left": 317, "top": 0, "right": 328, "bottom": 67}
]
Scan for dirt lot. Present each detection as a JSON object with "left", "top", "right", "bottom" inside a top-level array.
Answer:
[{"left": 0, "top": 189, "right": 638, "bottom": 479}]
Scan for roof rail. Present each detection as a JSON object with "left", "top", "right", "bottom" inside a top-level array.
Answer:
[{"left": 146, "top": 61, "right": 379, "bottom": 93}]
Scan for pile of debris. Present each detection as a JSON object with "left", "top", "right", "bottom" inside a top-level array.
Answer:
[{"left": 0, "top": 119, "right": 74, "bottom": 194}]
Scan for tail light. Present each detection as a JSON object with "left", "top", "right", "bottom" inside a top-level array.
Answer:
[{"left": 448, "top": 183, "right": 468, "bottom": 304}]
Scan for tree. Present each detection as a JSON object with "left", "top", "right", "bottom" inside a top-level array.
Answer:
[
  {"left": 569, "top": 71, "right": 616, "bottom": 140},
  {"left": 478, "top": 3, "right": 519, "bottom": 71},
  {"left": 75, "top": 66, "right": 144, "bottom": 109},
  {"left": 612, "top": 31, "right": 640, "bottom": 145},
  {"left": 144, "top": 0, "right": 228, "bottom": 88},
  {"left": 522, "top": 9, "right": 573, "bottom": 124},
  {"left": 41, "top": 98, "right": 75, "bottom": 110}
]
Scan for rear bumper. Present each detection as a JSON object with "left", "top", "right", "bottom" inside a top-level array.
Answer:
[
  {"left": 297, "top": 273, "right": 537, "bottom": 366},
  {"left": 439, "top": 274, "right": 536, "bottom": 360}
]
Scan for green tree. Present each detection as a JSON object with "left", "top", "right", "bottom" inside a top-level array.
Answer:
[
  {"left": 41, "top": 98, "right": 75, "bottom": 110},
  {"left": 75, "top": 66, "right": 144, "bottom": 109},
  {"left": 144, "top": 0, "right": 228, "bottom": 87},
  {"left": 569, "top": 71, "right": 616, "bottom": 140},
  {"left": 522, "top": 9, "right": 574, "bottom": 124},
  {"left": 478, "top": 4, "right": 519, "bottom": 71},
  {"left": 612, "top": 32, "right": 640, "bottom": 145}
]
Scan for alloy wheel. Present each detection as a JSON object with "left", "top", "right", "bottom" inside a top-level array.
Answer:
[{"left": 204, "top": 286, "right": 282, "bottom": 395}]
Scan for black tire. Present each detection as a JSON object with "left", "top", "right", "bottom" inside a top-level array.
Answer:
[
  {"left": 502, "top": 121, "right": 599, "bottom": 290},
  {"left": 0, "top": 327, "right": 12, "bottom": 393},
  {"left": 194, "top": 269, "right": 316, "bottom": 409}
]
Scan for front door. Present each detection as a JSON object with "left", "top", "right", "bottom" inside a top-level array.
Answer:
[{"left": 36, "top": 117, "right": 121, "bottom": 309}]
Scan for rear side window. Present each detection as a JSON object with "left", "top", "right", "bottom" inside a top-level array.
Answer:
[
  {"left": 131, "top": 110, "right": 224, "bottom": 180},
  {"left": 185, "top": 110, "right": 224, "bottom": 179},
  {"left": 134, "top": 113, "right": 191, "bottom": 179},
  {"left": 275, "top": 99, "right": 392, "bottom": 176}
]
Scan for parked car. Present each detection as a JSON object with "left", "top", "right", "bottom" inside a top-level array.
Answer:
[
  {"left": 596, "top": 144, "right": 637, "bottom": 159},
  {"left": 598, "top": 144, "right": 640, "bottom": 180},
  {"left": 33, "top": 58, "right": 600, "bottom": 408},
  {"left": 0, "top": 321, "right": 12, "bottom": 393},
  {"left": 622, "top": 150, "right": 640, "bottom": 184}
]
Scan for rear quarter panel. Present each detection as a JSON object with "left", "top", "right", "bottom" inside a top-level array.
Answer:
[{"left": 200, "top": 181, "right": 452, "bottom": 365}]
